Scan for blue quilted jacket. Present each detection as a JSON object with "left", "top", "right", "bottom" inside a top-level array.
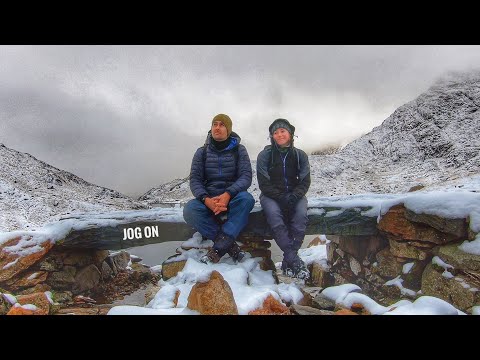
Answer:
[{"left": 189, "top": 131, "right": 252, "bottom": 200}]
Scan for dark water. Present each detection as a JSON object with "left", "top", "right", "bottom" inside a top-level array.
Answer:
[{"left": 126, "top": 235, "right": 318, "bottom": 267}]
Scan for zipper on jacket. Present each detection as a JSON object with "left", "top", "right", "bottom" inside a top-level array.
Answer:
[
  {"left": 218, "top": 152, "right": 222, "bottom": 177},
  {"left": 282, "top": 151, "right": 289, "bottom": 192}
]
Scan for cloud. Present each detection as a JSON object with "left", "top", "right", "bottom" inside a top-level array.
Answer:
[{"left": 1, "top": 45, "right": 480, "bottom": 197}]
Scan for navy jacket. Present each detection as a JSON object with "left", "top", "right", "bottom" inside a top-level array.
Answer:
[
  {"left": 256, "top": 143, "right": 311, "bottom": 201},
  {"left": 189, "top": 131, "right": 252, "bottom": 201}
]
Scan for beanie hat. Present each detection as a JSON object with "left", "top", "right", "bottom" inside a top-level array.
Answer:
[
  {"left": 212, "top": 114, "right": 232, "bottom": 136},
  {"left": 269, "top": 118, "right": 295, "bottom": 136}
]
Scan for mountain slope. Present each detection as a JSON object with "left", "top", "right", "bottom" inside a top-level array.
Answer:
[{"left": 0, "top": 144, "right": 149, "bottom": 232}]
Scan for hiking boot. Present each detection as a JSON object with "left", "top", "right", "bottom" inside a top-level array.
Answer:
[
  {"left": 200, "top": 248, "right": 221, "bottom": 264},
  {"left": 227, "top": 241, "right": 246, "bottom": 263},
  {"left": 213, "top": 232, "right": 235, "bottom": 255},
  {"left": 282, "top": 258, "right": 310, "bottom": 281},
  {"left": 291, "top": 258, "right": 310, "bottom": 280}
]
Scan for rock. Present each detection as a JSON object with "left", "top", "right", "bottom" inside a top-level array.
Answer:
[
  {"left": 93, "top": 250, "right": 110, "bottom": 266},
  {"left": 0, "top": 237, "right": 54, "bottom": 283},
  {"left": 46, "top": 266, "right": 76, "bottom": 289},
  {"left": 145, "top": 285, "right": 161, "bottom": 304},
  {"left": 327, "top": 241, "right": 338, "bottom": 263},
  {"left": 16, "top": 292, "right": 51, "bottom": 314},
  {"left": 245, "top": 249, "right": 271, "bottom": 259},
  {"left": 402, "top": 260, "right": 429, "bottom": 291},
  {"left": 101, "top": 261, "right": 114, "bottom": 280},
  {"left": 421, "top": 263, "right": 480, "bottom": 311},
  {"left": 365, "top": 273, "right": 389, "bottom": 286},
  {"left": 38, "top": 252, "right": 64, "bottom": 271},
  {"left": 405, "top": 209, "right": 468, "bottom": 238},
  {"left": 173, "top": 289, "right": 180, "bottom": 307},
  {"left": 55, "top": 305, "right": 113, "bottom": 315},
  {"left": 373, "top": 248, "right": 404, "bottom": 279},
  {"left": 258, "top": 258, "right": 277, "bottom": 273},
  {"left": 52, "top": 291, "right": 73, "bottom": 304},
  {"left": 290, "top": 304, "right": 335, "bottom": 315},
  {"left": 389, "top": 237, "right": 430, "bottom": 261},
  {"left": 74, "top": 295, "right": 97, "bottom": 304},
  {"left": 298, "top": 289, "right": 314, "bottom": 307},
  {"left": 187, "top": 271, "right": 238, "bottom": 315},
  {"left": 468, "top": 229, "right": 477, "bottom": 241},
  {"left": 378, "top": 205, "right": 459, "bottom": 245},
  {"left": 306, "top": 207, "right": 379, "bottom": 236},
  {"left": 72, "top": 265, "right": 101, "bottom": 295},
  {"left": 7, "top": 305, "right": 45, "bottom": 315},
  {"left": 349, "top": 256, "right": 362, "bottom": 276},
  {"left": 308, "top": 236, "right": 326, "bottom": 247},
  {"left": 332, "top": 273, "right": 349, "bottom": 286},
  {"left": 380, "top": 282, "right": 402, "bottom": 300},
  {"left": 301, "top": 286, "right": 323, "bottom": 299},
  {"left": 109, "top": 251, "right": 130, "bottom": 271},
  {"left": 331, "top": 235, "right": 387, "bottom": 262},
  {"left": 63, "top": 250, "right": 95, "bottom": 267},
  {"left": 17, "top": 283, "right": 51, "bottom": 295},
  {"left": 129, "top": 254, "right": 143, "bottom": 263},
  {"left": 350, "top": 302, "right": 371, "bottom": 315},
  {"left": 334, "top": 309, "right": 358, "bottom": 315},
  {"left": 161, "top": 260, "right": 187, "bottom": 280},
  {"left": 0, "top": 295, "right": 10, "bottom": 315},
  {"left": 241, "top": 241, "right": 271, "bottom": 250},
  {"left": 249, "top": 294, "right": 291, "bottom": 315},
  {"left": 5, "top": 270, "right": 48, "bottom": 290},
  {"left": 434, "top": 243, "right": 480, "bottom": 272},
  {"left": 312, "top": 294, "right": 336, "bottom": 311},
  {"left": 310, "top": 263, "right": 334, "bottom": 288},
  {"left": 408, "top": 185, "right": 424, "bottom": 192}
]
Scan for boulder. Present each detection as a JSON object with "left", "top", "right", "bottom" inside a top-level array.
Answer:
[
  {"left": 405, "top": 209, "right": 468, "bottom": 238},
  {"left": 310, "top": 263, "right": 334, "bottom": 288},
  {"left": 161, "top": 260, "right": 187, "bottom": 280},
  {"left": 290, "top": 304, "right": 335, "bottom": 315},
  {"left": 421, "top": 263, "right": 480, "bottom": 311},
  {"left": 187, "top": 271, "right": 238, "bottom": 315},
  {"left": 72, "top": 264, "right": 101, "bottom": 294},
  {"left": 378, "top": 205, "right": 459, "bottom": 245},
  {"left": 434, "top": 243, "right": 480, "bottom": 272},
  {"left": 248, "top": 294, "right": 291, "bottom": 315},
  {"left": 389, "top": 237, "right": 431, "bottom": 261},
  {"left": 373, "top": 247, "right": 403, "bottom": 279},
  {"left": 16, "top": 292, "right": 51, "bottom": 314},
  {"left": 0, "top": 237, "right": 54, "bottom": 283}
]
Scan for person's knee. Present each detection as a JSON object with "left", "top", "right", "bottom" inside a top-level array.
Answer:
[
  {"left": 183, "top": 200, "right": 200, "bottom": 221},
  {"left": 235, "top": 191, "right": 255, "bottom": 208}
]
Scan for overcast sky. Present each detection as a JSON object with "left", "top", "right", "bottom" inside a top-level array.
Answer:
[{"left": 1, "top": 45, "right": 480, "bottom": 198}]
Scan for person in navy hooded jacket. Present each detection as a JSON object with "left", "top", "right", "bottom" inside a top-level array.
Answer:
[
  {"left": 256, "top": 118, "right": 311, "bottom": 280},
  {"left": 183, "top": 114, "right": 255, "bottom": 264}
]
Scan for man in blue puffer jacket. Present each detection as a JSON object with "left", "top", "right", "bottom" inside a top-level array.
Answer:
[{"left": 183, "top": 114, "right": 255, "bottom": 264}]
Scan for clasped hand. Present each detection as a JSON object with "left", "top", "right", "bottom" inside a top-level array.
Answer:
[{"left": 204, "top": 192, "right": 231, "bottom": 215}]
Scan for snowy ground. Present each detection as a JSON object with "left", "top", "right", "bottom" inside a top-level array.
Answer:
[{"left": 107, "top": 234, "right": 471, "bottom": 315}]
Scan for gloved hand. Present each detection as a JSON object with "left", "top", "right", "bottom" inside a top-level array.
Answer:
[
  {"left": 287, "top": 193, "right": 300, "bottom": 208},
  {"left": 278, "top": 193, "right": 299, "bottom": 210}
]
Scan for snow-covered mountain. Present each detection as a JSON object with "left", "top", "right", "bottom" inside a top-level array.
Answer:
[
  {"left": 142, "top": 71, "right": 480, "bottom": 203},
  {"left": 138, "top": 176, "right": 191, "bottom": 206},
  {"left": 0, "top": 144, "right": 150, "bottom": 232}
]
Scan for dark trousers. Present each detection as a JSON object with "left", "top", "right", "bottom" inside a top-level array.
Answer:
[
  {"left": 183, "top": 191, "right": 255, "bottom": 241},
  {"left": 260, "top": 193, "right": 308, "bottom": 263}
]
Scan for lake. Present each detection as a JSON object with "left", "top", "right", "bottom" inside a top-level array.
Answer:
[{"left": 126, "top": 235, "right": 320, "bottom": 266}]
